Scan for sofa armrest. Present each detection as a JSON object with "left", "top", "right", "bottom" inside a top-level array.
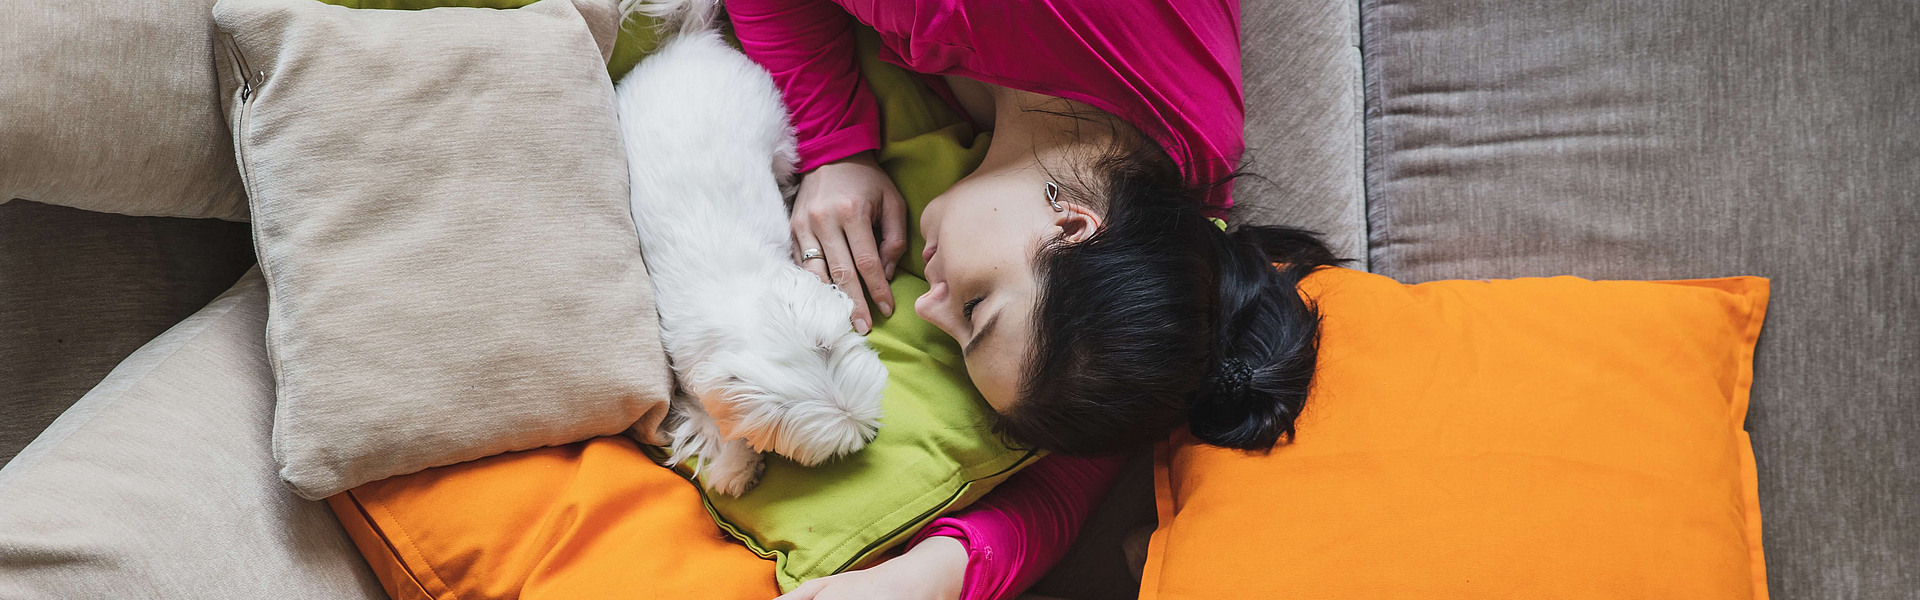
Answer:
[{"left": 0, "top": 269, "right": 384, "bottom": 599}]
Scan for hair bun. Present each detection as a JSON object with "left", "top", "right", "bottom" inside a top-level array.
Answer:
[
  {"left": 1190, "top": 356, "right": 1269, "bottom": 447},
  {"left": 1185, "top": 224, "right": 1341, "bottom": 451},
  {"left": 1209, "top": 357, "right": 1255, "bottom": 401}
]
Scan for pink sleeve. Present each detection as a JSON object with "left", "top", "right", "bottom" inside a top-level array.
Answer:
[
  {"left": 725, "top": 0, "right": 881, "bottom": 172},
  {"left": 907, "top": 454, "right": 1129, "bottom": 600}
]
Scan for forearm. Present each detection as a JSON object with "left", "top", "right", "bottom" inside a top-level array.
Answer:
[{"left": 910, "top": 454, "right": 1129, "bottom": 600}]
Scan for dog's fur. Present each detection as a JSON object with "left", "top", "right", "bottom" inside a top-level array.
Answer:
[{"left": 614, "top": 6, "right": 886, "bottom": 496}]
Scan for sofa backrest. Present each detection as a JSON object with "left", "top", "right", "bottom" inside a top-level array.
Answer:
[
  {"left": 1232, "top": 0, "right": 1368, "bottom": 267},
  {"left": 1360, "top": 0, "right": 1919, "bottom": 596}
]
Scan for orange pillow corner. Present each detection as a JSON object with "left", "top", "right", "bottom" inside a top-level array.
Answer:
[{"left": 328, "top": 437, "right": 779, "bottom": 600}]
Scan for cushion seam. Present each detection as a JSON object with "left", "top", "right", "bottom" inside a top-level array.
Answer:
[
  {"left": 1732, "top": 279, "right": 1771, "bottom": 599},
  {"left": 373, "top": 493, "right": 460, "bottom": 600},
  {"left": 804, "top": 468, "right": 971, "bottom": 579},
  {"left": 344, "top": 489, "right": 442, "bottom": 600}
]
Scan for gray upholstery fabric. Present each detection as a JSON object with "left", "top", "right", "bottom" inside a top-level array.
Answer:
[
  {"left": 1362, "top": 0, "right": 1918, "bottom": 597},
  {"left": 1233, "top": 0, "right": 1367, "bottom": 266},
  {"left": 0, "top": 200, "right": 254, "bottom": 466},
  {"left": 0, "top": 270, "right": 385, "bottom": 599}
]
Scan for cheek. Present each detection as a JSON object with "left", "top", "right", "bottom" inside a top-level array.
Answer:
[
  {"left": 922, "top": 187, "right": 996, "bottom": 243},
  {"left": 946, "top": 227, "right": 1036, "bottom": 283}
]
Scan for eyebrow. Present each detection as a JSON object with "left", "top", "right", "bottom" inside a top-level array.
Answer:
[{"left": 963, "top": 310, "right": 1002, "bottom": 356}]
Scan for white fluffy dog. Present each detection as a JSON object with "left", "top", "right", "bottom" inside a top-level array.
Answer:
[{"left": 614, "top": 2, "right": 886, "bottom": 496}]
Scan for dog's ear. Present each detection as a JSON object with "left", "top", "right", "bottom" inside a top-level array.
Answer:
[
  {"left": 825, "top": 336, "right": 889, "bottom": 417},
  {"left": 687, "top": 350, "right": 787, "bottom": 446}
]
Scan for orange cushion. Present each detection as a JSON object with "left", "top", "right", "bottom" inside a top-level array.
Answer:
[
  {"left": 327, "top": 436, "right": 777, "bottom": 600},
  {"left": 1143, "top": 268, "right": 1769, "bottom": 599}
]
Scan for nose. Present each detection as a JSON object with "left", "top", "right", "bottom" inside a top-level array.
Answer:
[{"left": 914, "top": 280, "right": 956, "bottom": 337}]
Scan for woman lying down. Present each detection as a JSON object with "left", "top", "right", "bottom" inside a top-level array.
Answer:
[{"left": 735, "top": 0, "right": 1338, "bottom": 598}]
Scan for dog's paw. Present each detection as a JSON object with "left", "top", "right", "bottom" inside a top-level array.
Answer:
[{"left": 702, "top": 437, "right": 765, "bottom": 497}]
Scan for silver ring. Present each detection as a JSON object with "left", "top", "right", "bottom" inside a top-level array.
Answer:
[{"left": 801, "top": 248, "right": 825, "bottom": 261}]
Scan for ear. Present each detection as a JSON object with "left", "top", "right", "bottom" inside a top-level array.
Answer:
[{"left": 1053, "top": 201, "right": 1104, "bottom": 244}]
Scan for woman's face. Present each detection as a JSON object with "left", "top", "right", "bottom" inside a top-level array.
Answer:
[{"left": 914, "top": 169, "right": 1100, "bottom": 413}]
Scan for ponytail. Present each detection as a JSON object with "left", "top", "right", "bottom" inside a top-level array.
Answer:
[{"left": 1188, "top": 225, "right": 1338, "bottom": 450}]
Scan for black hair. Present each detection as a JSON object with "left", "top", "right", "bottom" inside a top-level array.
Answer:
[{"left": 996, "top": 135, "right": 1343, "bottom": 456}]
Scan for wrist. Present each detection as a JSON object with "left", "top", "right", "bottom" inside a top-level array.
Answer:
[
  {"left": 821, "top": 150, "right": 879, "bottom": 170},
  {"left": 799, "top": 151, "right": 876, "bottom": 184}
]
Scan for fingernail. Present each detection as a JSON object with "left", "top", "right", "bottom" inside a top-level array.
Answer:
[
  {"left": 886, "top": 261, "right": 897, "bottom": 279},
  {"left": 854, "top": 319, "right": 870, "bottom": 335},
  {"left": 879, "top": 301, "right": 893, "bottom": 317}
]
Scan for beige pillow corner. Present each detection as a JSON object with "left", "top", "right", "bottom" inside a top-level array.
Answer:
[
  {"left": 212, "top": 0, "right": 670, "bottom": 500},
  {"left": 1, "top": 0, "right": 250, "bottom": 221}
]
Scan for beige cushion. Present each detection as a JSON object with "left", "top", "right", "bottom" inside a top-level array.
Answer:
[
  {"left": 0, "top": 271, "right": 385, "bottom": 599},
  {"left": 1, "top": 0, "right": 248, "bottom": 220},
  {"left": 212, "top": 0, "right": 671, "bottom": 499}
]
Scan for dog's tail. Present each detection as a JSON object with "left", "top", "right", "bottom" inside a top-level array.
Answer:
[{"left": 620, "top": 0, "right": 721, "bottom": 39}]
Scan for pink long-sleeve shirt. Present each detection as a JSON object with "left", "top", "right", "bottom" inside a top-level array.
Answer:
[
  {"left": 728, "top": 1, "right": 1246, "bottom": 597},
  {"left": 728, "top": 0, "right": 1247, "bottom": 211},
  {"left": 906, "top": 453, "right": 1128, "bottom": 600}
]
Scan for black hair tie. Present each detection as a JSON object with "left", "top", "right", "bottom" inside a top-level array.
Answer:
[{"left": 1210, "top": 357, "right": 1255, "bottom": 401}]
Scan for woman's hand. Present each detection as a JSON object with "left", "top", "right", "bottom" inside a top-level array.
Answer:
[
  {"left": 790, "top": 151, "right": 908, "bottom": 335},
  {"left": 774, "top": 536, "right": 968, "bottom": 600}
]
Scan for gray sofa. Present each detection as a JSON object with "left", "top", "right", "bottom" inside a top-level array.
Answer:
[{"left": 1, "top": 0, "right": 1913, "bottom": 598}]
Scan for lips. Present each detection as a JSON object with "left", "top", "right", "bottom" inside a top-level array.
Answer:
[{"left": 921, "top": 242, "right": 943, "bottom": 287}]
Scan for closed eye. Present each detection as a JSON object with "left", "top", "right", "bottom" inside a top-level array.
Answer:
[{"left": 962, "top": 297, "right": 983, "bottom": 322}]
